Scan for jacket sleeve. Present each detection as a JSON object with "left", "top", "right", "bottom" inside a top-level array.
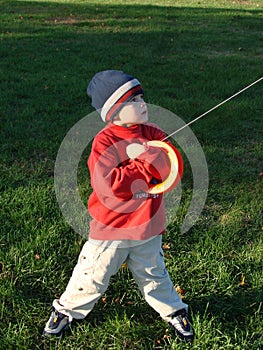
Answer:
[{"left": 88, "top": 137, "right": 171, "bottom": 201}]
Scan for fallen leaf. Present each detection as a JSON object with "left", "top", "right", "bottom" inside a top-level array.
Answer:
[
  {"left": 163, "top": 334, "right": 170, "bottom": 339},
  {"left": 162, "top": 242, "right": 171, "bottom": 250},
  {"left": 239, "top": 274, "right": 246, "bottom": 287},
  {"left": 175, "top": 285, "right": 186, "bottom": 298}
]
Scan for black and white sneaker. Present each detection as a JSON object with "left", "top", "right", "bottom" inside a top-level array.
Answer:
[
  {"left": 43, "top": 308, "right": 71, "bottom": 337},
  {"left": 168, "top": 309, "right": 194, "bottom": 342}
]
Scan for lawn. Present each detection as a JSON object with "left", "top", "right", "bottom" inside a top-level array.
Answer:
[{"left": 0, "top": 0, "right": 262, "bottom": 349}]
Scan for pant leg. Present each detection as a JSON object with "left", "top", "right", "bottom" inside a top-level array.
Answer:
[
  {"left": 53, "top": 240, "right": 128, "bottom": 320},
  {"left": 126, "top": 235, "right": 188, "bottom": 322}
]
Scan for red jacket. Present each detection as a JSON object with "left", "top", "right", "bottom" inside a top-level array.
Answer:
[{"left": 87, "top": 122, "right": 183, "bottom": 240}]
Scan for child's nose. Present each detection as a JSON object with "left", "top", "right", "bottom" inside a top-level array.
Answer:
[{"left": 140, "top": 99, "right": 146, "bottom": 107}]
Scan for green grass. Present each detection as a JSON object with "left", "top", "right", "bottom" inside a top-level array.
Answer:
[{"left": 0, "top": 0, "right": 262, "bottom": 349}]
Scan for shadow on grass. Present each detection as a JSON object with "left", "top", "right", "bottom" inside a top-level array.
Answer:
[
  {"left": 6, "top": 264, "right": 262, "bottom": 341},
  {"left": 191, "top": 286, "right": 262, "bottom": 321}
]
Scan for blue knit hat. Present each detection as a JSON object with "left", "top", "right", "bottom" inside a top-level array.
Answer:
[{"left": 87, "top": 70, "right": 144, "bottom": 122}]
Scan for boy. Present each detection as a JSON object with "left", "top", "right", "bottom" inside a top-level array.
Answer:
[{"left": 43, "top": 70, "right": 194, "bottom": 342}]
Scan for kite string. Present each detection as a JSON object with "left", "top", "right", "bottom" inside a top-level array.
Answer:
[{"left": 161, "top": 76, "right": 263, "bottom": 141}]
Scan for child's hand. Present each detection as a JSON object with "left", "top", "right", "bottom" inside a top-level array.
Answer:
[{"left": 126, "top": 143, "right": 149, "bottom": 159}]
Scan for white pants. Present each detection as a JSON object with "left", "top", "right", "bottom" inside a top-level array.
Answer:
[{"left": 53, "top": 235, "right": 187, "bottom": 322}]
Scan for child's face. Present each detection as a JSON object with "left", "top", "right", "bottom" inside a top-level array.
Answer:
[{"left": 113, "top": 94, "right": 148, "bottom": 127}]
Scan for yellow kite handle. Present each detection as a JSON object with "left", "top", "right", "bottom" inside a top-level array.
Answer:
[{"left": 147, "top": 140, "right": 179, "bottom": 194}]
